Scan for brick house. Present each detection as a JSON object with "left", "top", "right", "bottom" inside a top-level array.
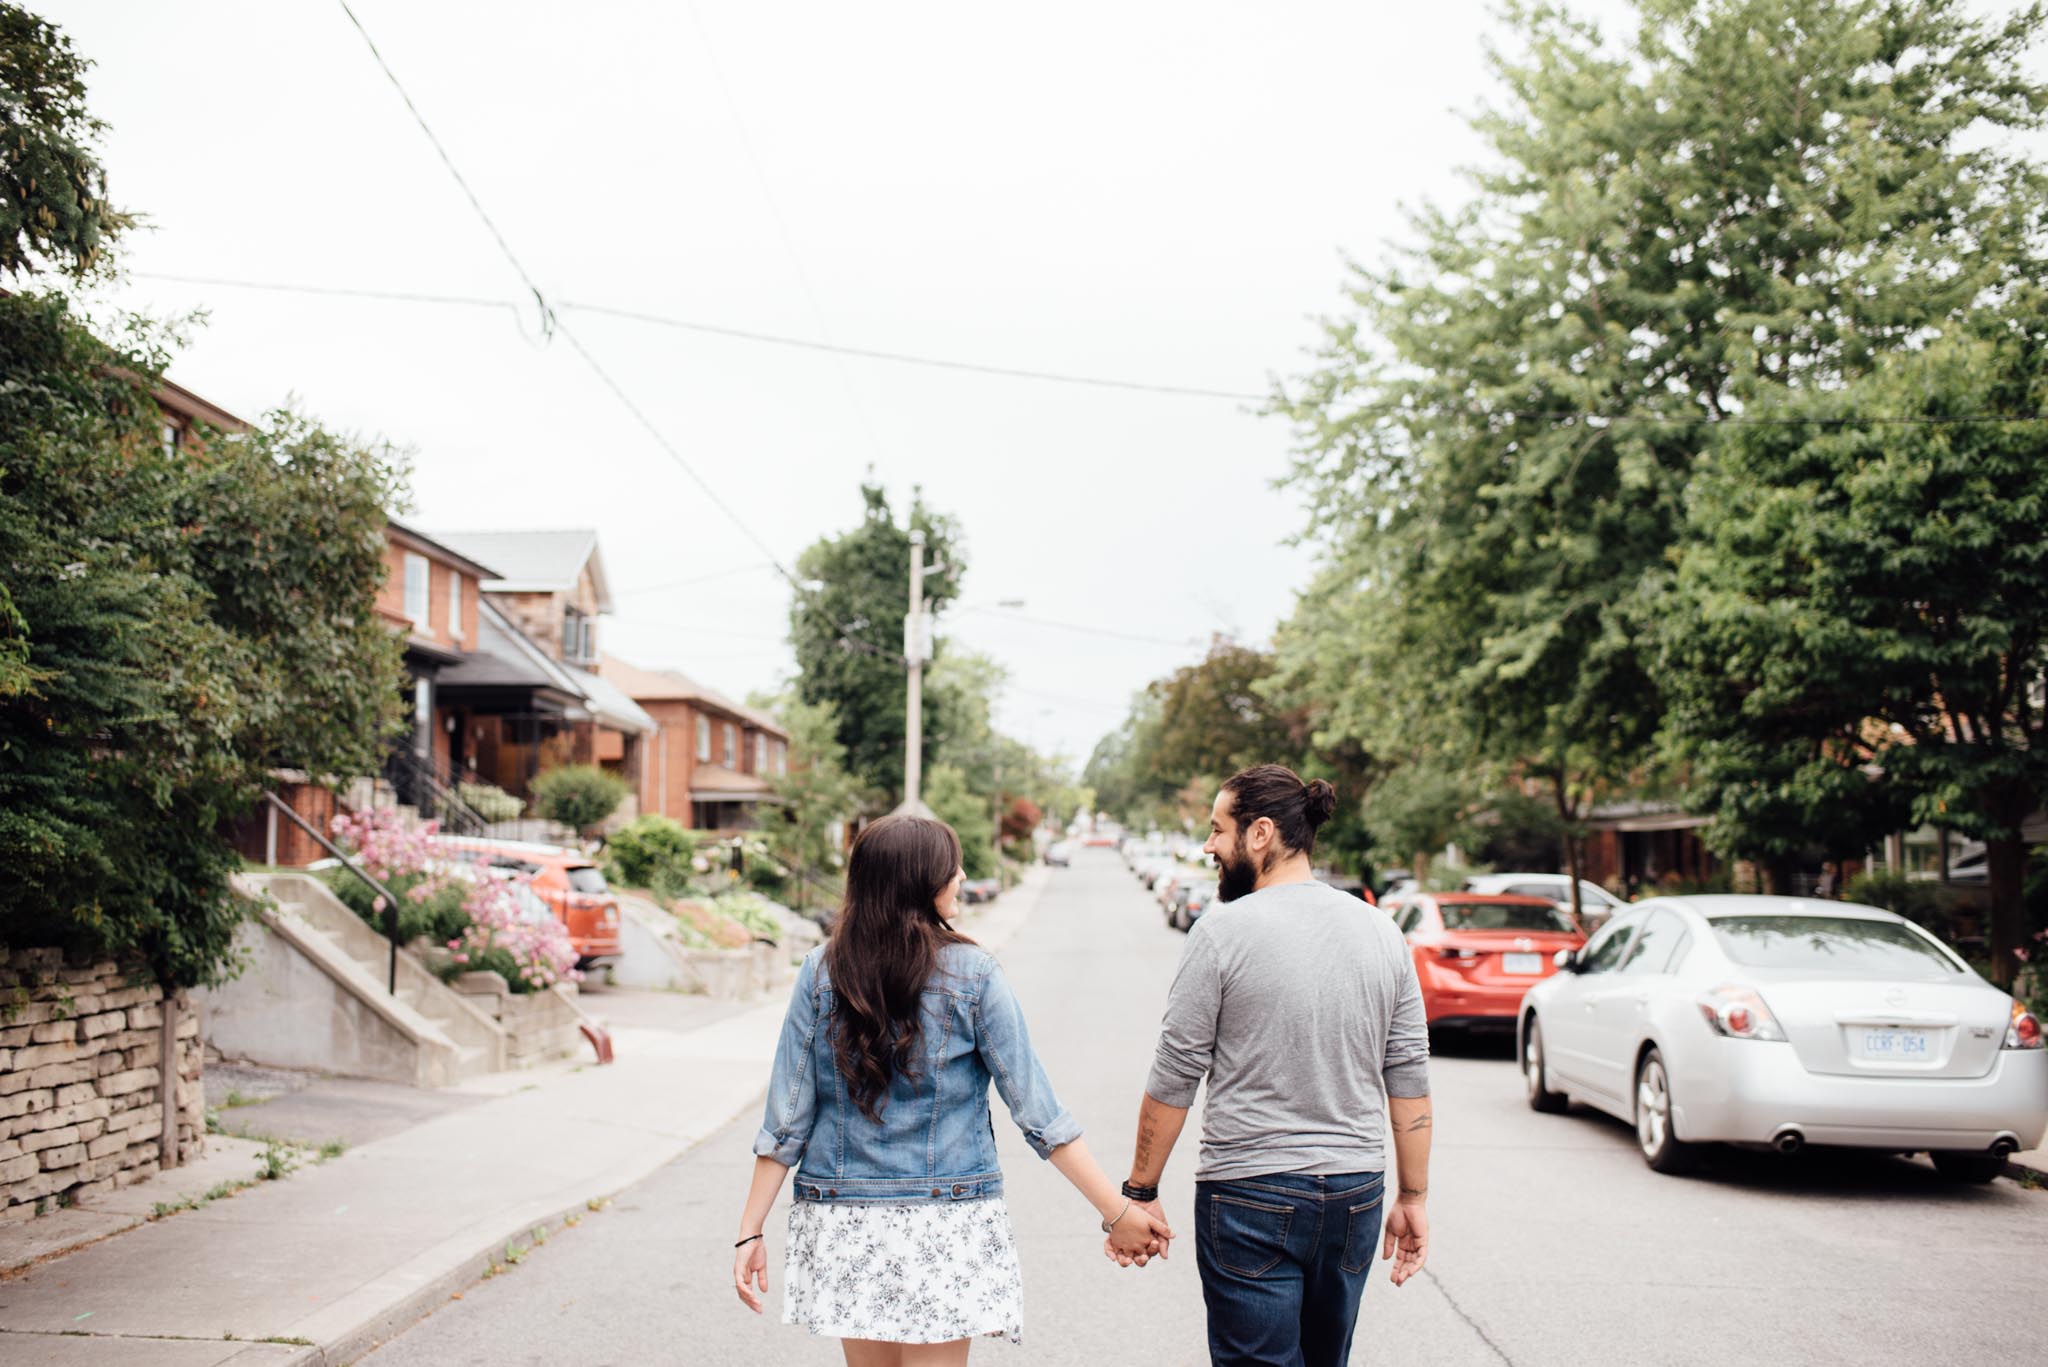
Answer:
[
  {"left": 599, "top": 655, "right": 789, "bottom": 831},
  {"left": 430, "top": 530, "right": 653, "bottom": 806},
  {"left": 375, "top": 518, "right": 497, "bottom": 778}
]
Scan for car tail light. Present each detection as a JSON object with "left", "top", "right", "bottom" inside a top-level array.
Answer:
[
  {"left": 1437, "top": 947, "right": 1479, "bottom": 961},
  {"left": 2007, "top": 999, "right": 2044, "bottom": 1050},
  {"left": 1698, "top": 985, "right": 1787, "bottom": 1041}
]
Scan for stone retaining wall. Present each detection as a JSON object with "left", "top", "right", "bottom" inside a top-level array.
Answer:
[{"left": 0, "top": 949, "right": 204, "bottom": 1222}]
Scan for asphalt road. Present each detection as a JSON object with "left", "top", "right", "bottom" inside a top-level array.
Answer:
[{"left": 361, "top": 850, "right": 2045, "bottom": 1366}]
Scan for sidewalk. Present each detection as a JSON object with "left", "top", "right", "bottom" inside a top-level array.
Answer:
[{"left": 0, "top": 867, "right": 1048, "bottom": 1366}]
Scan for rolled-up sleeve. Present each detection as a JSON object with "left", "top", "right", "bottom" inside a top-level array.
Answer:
[
  {"left": 1146, "top": 927, "right": 1221, "bottom": 1108},
  {"left": 1383, "top": 954, "right": 1431, "bottom": 1098},
  {"left": 975, "top": 961, "right": 1083, "bottom": 1159},
  {"left": 752, "top": 951, "right": 822, "bottom": 1165}
]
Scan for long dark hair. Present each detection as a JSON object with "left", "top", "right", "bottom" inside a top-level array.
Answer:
[{"left": 826, "top": 814, "right": 973, "bottom": 1122}]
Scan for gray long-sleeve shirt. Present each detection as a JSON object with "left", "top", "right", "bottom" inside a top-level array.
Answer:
[{"left": 1147, "top": 877, "right": 1430, "bottom": 1181}]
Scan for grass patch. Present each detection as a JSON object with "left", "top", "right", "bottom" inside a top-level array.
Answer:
[
  {"left": 256, "top": 1141, "right": 297, "bottom": 1182},
  {"left": 316, "top": 1139, "right": 346, "bottom": 1162},
  {"left": 221, "top": 1089, "right": 267, "bottom": 1109}
]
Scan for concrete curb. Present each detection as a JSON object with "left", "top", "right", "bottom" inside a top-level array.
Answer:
[{"left": 287, "top": 864, "right": 1058, "bottom": 1366}]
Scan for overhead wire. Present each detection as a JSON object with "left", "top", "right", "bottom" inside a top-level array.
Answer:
[
  {"left": 127, "top": 270, "right": 2048, "bottom": 426},
  {"left": 331, "top": 0, "right": 900, "bottom": 665}
]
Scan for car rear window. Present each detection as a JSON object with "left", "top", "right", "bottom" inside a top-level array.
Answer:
[
  {"left": 1707, "top": 916, "right": 1962, "bottom": 978},
  {"left": 566, "top": 865, "right": 609, "bottom": 895},
  {"left": 1439, "top": 902, "right": 1577, "bottom": 933}
]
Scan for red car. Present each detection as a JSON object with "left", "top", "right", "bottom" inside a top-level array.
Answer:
[{"left": 1384, "top": 893, "right": 1585, "bottom": 1033}]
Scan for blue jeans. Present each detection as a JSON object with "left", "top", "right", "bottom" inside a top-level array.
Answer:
[{"left": 1194, "top": 1171, "right": 1384, "bottom": 1366}]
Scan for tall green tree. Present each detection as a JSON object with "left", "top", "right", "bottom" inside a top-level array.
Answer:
[
  {"left": 758, "top": 695, "right": 863, "bottom": 909},
  {"left": 1662, "top": 314, "right": 2048, "bottom": 984},
  {"left": 1275, "top": 0, "right": 2048, "bottom": 921},
  {"left": 0, "top": 294, "right": 405, "bottom": 988},
  {"left": 789, "top": 483, "right": 962, "bottom": 806},
  {"left": 0, "top": 5, "right": 133, "bottom": 279}
]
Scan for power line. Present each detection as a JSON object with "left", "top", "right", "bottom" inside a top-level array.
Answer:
[
  {"left": 331, "top": 0, "right": 900, "bottom": 666},
  {"left": 561, "top": 301, "right": 1271, "bottom": 402},
  {"left": 127, "top": 271, "right": 2048, "bottom": 427},
  {"left": 336, "top": 0, "right": 554, "bottom": 339},
  {"left": 133, "top": 271, "right": 516, "bottom": 312},
  {"left": 959, "top": 606, "right": 1208, "bottom": 649}
]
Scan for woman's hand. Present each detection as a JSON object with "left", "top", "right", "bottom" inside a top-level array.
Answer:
[
  {"left": 733, "top": 1238, "right": 768, "bottom": 1312},
  {"left": 1103, "top": 1199, "right": 1173, "bottom": 1267}
]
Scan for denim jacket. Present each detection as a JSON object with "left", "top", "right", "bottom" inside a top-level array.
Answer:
[{"left": 753, "top": 942, "right": 1081, "bottom": 1204}]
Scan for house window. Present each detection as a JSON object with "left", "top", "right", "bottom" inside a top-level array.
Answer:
[
  {"left": 403, "top": 552, "right": 431, "bottom": 626},
  {"left": 724, "top": 723, "right": 738, "bottom": 769},
  {"left": 562, "top": 606, "right": 596, "bottom": 664},
  {"left": 754, "top": 734, "right": 767, "bottom": 774},
  {"left": 447, "top": 572, "right": 462, "bottom": 642},
  {"left": 696, "top": 715, "right": 711, "bottom": 762},
  {"left": 775, "top": 741, "right": 787, "bottom": 776},
  {"left": 161, "top": 421, "right": 180, "bottom": 458}
]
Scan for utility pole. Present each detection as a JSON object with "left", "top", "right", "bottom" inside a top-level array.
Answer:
[{"left": 902, "top": 529, "right": 929, "bottom": 811}]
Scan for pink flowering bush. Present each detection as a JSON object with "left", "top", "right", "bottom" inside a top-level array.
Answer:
[
  {"left": 446, "top": 875, "right": 582, "bottom": 992},
  {"left": 326, "top": 808, "right": 469, "bottom": 948},
  {"left": 329, "top": 806, "right": 579, "bottom": 992}
]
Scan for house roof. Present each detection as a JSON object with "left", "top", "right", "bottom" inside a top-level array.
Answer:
[
  {"left": 689, "top": 767, "right": 777, "bottom": 798},
  {"left": 386, "top": 518, "right": 501, "bottom": 580},
  {"left": 599, "top": 654, "right": 788, "bottom": 739},
  {"left": 438, "top": 602, "right": 653, "bottom": 735},
  {"left": 431, "top": 529, "right": 612, "bottom": 611},
  {"left": 153, "top": 376, "right": 252, "bottom": 433}
]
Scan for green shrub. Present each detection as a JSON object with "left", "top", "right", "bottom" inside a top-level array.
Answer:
[
  {"left": 531, "top": 765, "right": 629, "bottom": 836},
  {"left": 605, "top": 815, "right": 703, "bottom": 893},
  {"left": 324, "top": 868, "right": 469, "bottom": 946},
  {"left": 715, "top": 889, "right": 783, "bottom": 943},
  {"left": 457, "top": 781, "right": 523, "bottom": 823},
  {"left": 1843, "top": 871, "right": 1956, "bottom": 942}
]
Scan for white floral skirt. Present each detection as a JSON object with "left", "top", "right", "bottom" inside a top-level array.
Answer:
[{"left": 783, "top": 1197, "right": 1024, "bottom": 1345}]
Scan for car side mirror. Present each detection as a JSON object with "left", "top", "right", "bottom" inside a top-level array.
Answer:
[{"left": 1553, "top": 948, "right": 1579, "bottom": 973}]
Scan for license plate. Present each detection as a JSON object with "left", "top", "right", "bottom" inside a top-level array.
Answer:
[
  {"left": 1858, "top": 1027, "right": 1930, "bottom": 1059},
  {"left": 1503, "top": 953, "right": 1543, "bottom": 976}
]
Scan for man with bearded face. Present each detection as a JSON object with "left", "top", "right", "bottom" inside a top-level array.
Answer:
[{"left": 1110, "top": 764, "right": 1434, "bottom": 1367}]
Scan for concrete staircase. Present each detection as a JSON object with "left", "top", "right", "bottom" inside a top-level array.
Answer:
[{"left": 202, "top": 872, "right": 508, "bottom": 1087}]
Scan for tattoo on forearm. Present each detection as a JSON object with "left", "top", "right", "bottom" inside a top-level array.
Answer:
[
  {"left": 1404, "top": 1112, "right": 1433, "bottom": 1133},
  {"left": 1134, "top": 1117, "right": 1158, "bottom": 1171}
]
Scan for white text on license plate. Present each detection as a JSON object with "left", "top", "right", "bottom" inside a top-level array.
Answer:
[
  {"left": 1503, "top": 953, "right": 1543, "bottom": 976},
  {"left": 1859, "top": 1027, "right": 1930, "bottom": 1059}
]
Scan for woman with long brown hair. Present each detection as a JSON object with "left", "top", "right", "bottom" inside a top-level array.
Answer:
[{"left": 733, "top": 814, "right": 1167, "bottom": 1362}]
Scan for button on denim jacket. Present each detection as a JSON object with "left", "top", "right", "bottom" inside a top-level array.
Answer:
[{"left": 754, "top": 942, "right": 1080, "bottom": 1205}]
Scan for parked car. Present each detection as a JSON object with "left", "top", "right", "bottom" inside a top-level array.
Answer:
[
  {"left": 1518, "top": 895, "right": 2048, "bottom": 1180},
  {"left": 1464, "top": 872, "right": 1624, "bottom": 929},
  {"left": 1044, "top": 841, "right": 1074, "bottom": 868},
  {"left": 1385, "top": 893, "right": 1585, "bottom": 1034},
  {"left": 1167, "top": 878, "right": 1218, "bottom": 932},
  {"left": 1135, "top": 857, "right": 1177, "bottom": 889},
  {"left": 436, "top": 836, "right": 621, "bottom": 966},
  {"left": 960, "top": 876, "right": 1004, "bottom": 905}
]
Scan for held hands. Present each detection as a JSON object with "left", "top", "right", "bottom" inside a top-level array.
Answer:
[
  {"left": 1102, "top": 1198, "right": 1174, "bottom": 1268},
  {"left": 1381, "top": 1197, "right": 1428, "bottom": 1286},
  {"left": 733, "top": 1237, "right": 768, "bottom": 1312}
]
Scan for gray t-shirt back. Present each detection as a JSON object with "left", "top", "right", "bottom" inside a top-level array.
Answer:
[{"left": 1146, "top": 877, "right": 1430, "bottom": 1182}]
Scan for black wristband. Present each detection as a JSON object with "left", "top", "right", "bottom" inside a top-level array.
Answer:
[
  {"left": 734, "top": 1233, "right": 764, "bottom": 1249},
  {"left": 1121, "top": 1180, "right": 1159, "bottom": 1203}
]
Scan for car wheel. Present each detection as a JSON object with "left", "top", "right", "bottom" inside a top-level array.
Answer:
[
  {"left": 1634, "top": 1048, "right": 1695, "bottom": 1174},
  {"left": 1523, "top": 1018, "right": 1568, "bottom": 1114},
  {"left": 1930, "top": 1151, "right": 2006, "bottom": 1184}
]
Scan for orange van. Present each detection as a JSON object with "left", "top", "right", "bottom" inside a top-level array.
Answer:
[{"left": 437, "top": 837, "right": 622, "bottom": 966}]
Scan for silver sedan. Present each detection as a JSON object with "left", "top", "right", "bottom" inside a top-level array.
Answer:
[{"left": 1516, "top": 894, "right": 2048, "bottom": 1181}]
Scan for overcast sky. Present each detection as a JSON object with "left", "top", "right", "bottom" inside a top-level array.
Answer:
[{"left": 43, "top": 0, "right": 2034, "bottom": 769}]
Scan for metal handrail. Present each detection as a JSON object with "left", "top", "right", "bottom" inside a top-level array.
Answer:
[
  {"left": 384, "top": 746, "right": 491, "bottom": 837},
  {"left": 260, "top": 789, "right": 402, "bottom": 994}
]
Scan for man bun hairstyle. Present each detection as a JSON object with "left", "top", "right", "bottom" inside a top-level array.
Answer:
[{"left": 1221, "top": 763, "right": 1339, "bottom": 858}]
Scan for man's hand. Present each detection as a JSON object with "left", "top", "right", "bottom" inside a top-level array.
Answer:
[
  {"left": 1381, "top": 1197, "right": 1428, "bottom": 1286},
  {"left": 1103, "top": 1199, "right": 1173, "bottom": 1267}
]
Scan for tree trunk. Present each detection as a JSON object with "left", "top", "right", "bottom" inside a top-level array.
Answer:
[
  {"left": 1986, "top": 834, "right": 2027, "bottom": 991},
  {"left": 1563, "top": 831, "right": 1585, "bottom": 928}
]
